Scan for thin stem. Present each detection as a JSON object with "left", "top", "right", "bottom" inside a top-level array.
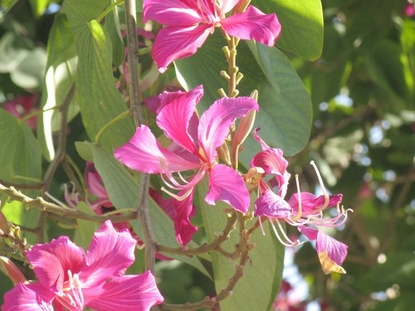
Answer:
[
  {"left": 160, "top": 213, "right": 252, "bottom": 310},
  {"left": 220, "top": 32, "right": 240, "bottom": 98},
  {"left": 0, "top": 183, "right": 138, "bottom": 223},
  {"left": 94, "top": 110, "right": 130, "bottom": 145},
  {"left": 124, "top": 0, "right": 143, "bottom": 126},
  {"left": 97, "top": 0, "right": 124, "bottom": 23},
  {"left": 0, "top": 180, "right": 43, "bottom": 190},
  {"left": 157, "top": 213, "right": 237, "bottom": 256},
  {"left": 124, "top": 0, "right": 157, "bottom": 275}
]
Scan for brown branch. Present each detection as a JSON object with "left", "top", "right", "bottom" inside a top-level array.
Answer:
[
  {"left": 124, "top": 0, "right": 157, "bottom": 274},
  {"left": 160, "top": 213, "right": 253, "bottom": 310},
  {"left": 157, "top": 212, "right": 237, "bottom": 256}
]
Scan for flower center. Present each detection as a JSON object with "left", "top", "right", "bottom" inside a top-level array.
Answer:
[{"left": 56, "top": 270, "right": 84, "bottom": 310}]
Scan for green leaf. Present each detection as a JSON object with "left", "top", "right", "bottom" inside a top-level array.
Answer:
[
  {"left": 104, "top": 5, "right": 124, "bottom": 67},
  {"left": 252, "top": 0, "right": 323, "bottom": 60},
  {"left": 62, "top": 0, "right": 135, "bottom": 150},
  {"left": 175, "top": 33, "right": 312, "bottom": 158},
  {"left": 200, "top": 201, "right": 284, "bottom": 311},
  {"left": 38, "top": 13, "right": 78, "bottom": 161},
  {"left": 92, "top": 144, "right": 139, "bottom": 210},
  {"left": 0, "top": 110, "right": 41, "bottom": 184},
  {"left": 74, "top": 141, "right": 94, "bottom": 162},
  {"left": 0, "top": 110, "right": 42, "bottom": 244},
  {"left": 244, "top": 41, "right": 312, "bottom": 157},
  {"left": 73, "top": 201, "right": 99, "bottom": 251},
  {"left": 1, "top": 200, "right": 24, "bottom": 226}
]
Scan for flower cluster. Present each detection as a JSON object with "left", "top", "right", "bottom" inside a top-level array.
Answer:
[
  {"left": 115, "top": 86, "right": 351, "bottom": 273},
  {"left": 248, "top": 129, "right": 351, "bottom": 274},
  {"left": 2, "top": 221, "right": 163, "bottom": 311},
  {"left": 115, "top": 85, "right": 258, "bottom": 245},
  {"left": 114, "top": 0, "right": 351, "bottom": 270},
  {"left": 0, "top": 0, "right": 353, "bottom": 310}
]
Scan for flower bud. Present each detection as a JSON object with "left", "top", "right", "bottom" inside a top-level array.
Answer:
[
  {"left": 0, "top": 256, "right": 27, "bottom": 285},
  {"left": 231, "top": 93, "right": 258, "bottom": 167}
]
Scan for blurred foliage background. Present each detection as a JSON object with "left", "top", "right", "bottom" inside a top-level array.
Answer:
[{"left": 1, "top": 0, "right": 415, "bottom": 310}]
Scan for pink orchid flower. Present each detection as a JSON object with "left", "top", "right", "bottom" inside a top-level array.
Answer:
[
  {"left": 2, "top": 220, "right": 164, "bottom": 311},
  {"left": 143, "top": 0, "right": 282, "bottom": 72},
  {"left": 114, "top": 85, "right": 258, "bottom": 245},
  {"left": 249, "top": 129, "right": 350, "bottom": 274}
]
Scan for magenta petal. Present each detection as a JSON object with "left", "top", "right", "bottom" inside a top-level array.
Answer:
[
  {"left": 143, "top": 0, "right": 203, "bottom": 25},
  {"left": 198, "top": 97, "right": 258, "bottom": 163},
  {"left": 114, "top": 126, "right": 200, "bottom": 173},
  {"left": 149, "top": 188, "right": 176, "bottom": 221},
  {"left": 254, "top": 189, "right": 292, "bottom": 218},
  {"left": 26, "top": 236, "right": 84, "bottom": 292},
  {"left": 157, "top": 85, "right": 203, "bottom": 154},
  {"left": 2, "top": 282, "right": 55, "bottom": 311},
  {"left": 253, "top": 127, "right": 271, "bottom": 150},
  {"left": 315, "top": 230, "right": 348, "bottom": 266},
  {"left": 151, "top": 24, "right": 212, "bottom": 73},
  {"left": 298, "top": 225, "right": 318, "bottom": 240},
  {"left": 84, "top": 272, "right": 163, "bottom": 311},
  {"left": 288, "top": 192, "right": 343, "bottom": 215},
  {"left": 172, "top": 192, "right": 198, "bottom": 246},
  {"left": 85, "top": 162, "right": 108, "bottom": 199},
  {"left": 251, "top": 148, "right": 291, "bottom": 198},
  {"left": 81, "top": 221, "right": 136, "bottom": 287},
  {"left": 205, "top": 164, "right": 250, "bottom": 213},
  {"left": 288, "top": 192, "right": 323, "bottom": 214},
  {"left": 221, "top": 6, "right": 281, "bottom": 46}
]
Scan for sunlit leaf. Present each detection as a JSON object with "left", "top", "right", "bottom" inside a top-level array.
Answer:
[
  {"left": 38, "top": 13, "right": 78, "bottom": 161},
  {"left": 62, "top": 0, "right": 135, "bottom": 150},
  {"left": 0, "top": 110, "right": 41, "bottom": 183},
  {"left": 252, "top": 0, "right": 323, "bottom": 60}
]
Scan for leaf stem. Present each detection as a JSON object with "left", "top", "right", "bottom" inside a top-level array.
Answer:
[{"left": 97, "top": 0, "right": 124, "bottom": 23}]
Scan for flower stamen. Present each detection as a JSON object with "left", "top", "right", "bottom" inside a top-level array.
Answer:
[
  {"left": 290, "top": 174, "right": 302, "bottom": 221},
  {"left": 310, "top": 160, "right": 329, "bottom": 212},
  {"left": 270, "top": 219, "right": 302, "bottom": 247}
]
